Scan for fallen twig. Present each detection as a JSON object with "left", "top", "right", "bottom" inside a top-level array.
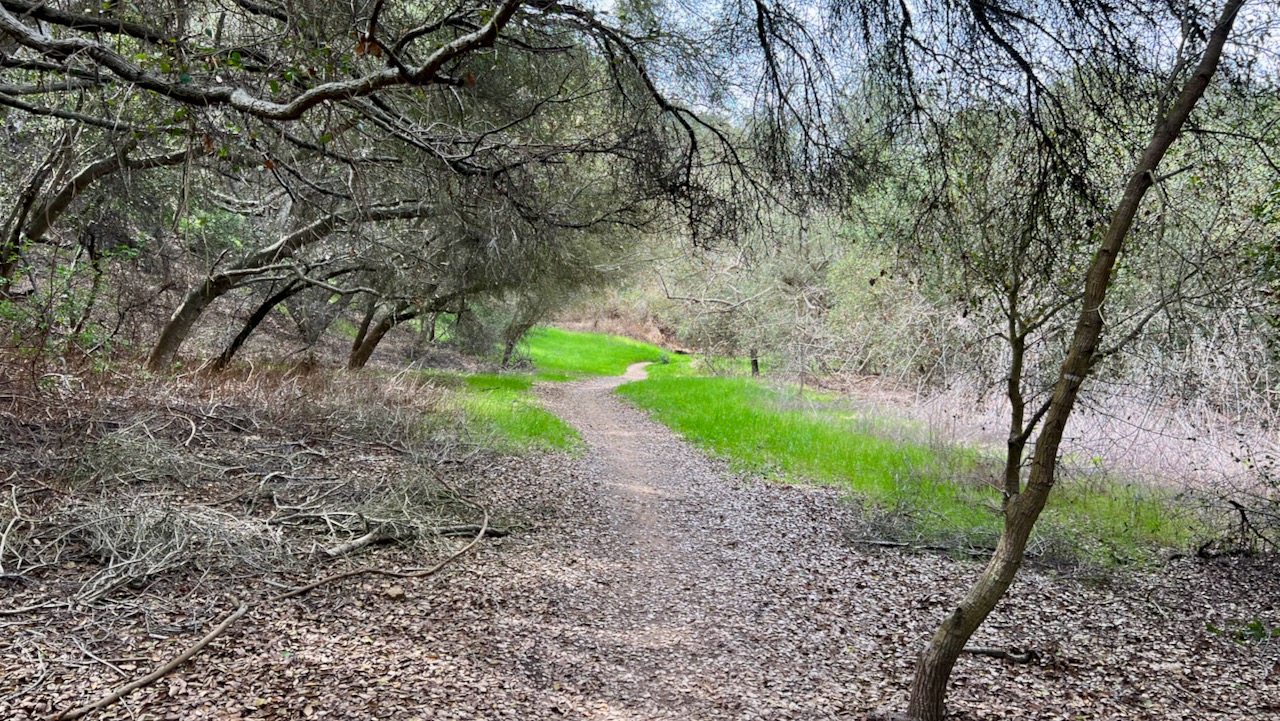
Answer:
[
  {"left": 0, "top": 600, "right": 69, "bottom": 616},
  {"left": 49, "top": 600, "right": 250, "bottom": 721},
  {"left": 280, "top": 507, "right": 490, "bottom": 599},
  {"left": 962, "top": 646, "right": 1040, "bottom": 664},
  {"left": 843, "top": 537, "right": 993, "bottom": 556},
  {"left": 323, "top": 523, "right": 506, "bottom": 558}
]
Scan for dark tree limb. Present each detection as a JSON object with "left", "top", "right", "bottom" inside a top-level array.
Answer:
[{"left": 49, "top": 602, "right": 250, "bottom": 721}]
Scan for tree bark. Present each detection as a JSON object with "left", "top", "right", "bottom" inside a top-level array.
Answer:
[
  {"left": 147, "top": 275, "right": 237, "bottom": 370},
  {"left": 501, "top": 314, "right": 540, "bottom": 367},
  {"left": 349, "top": 302, "right": 417, "bottom": 370},
  {"left": 209, "top": 280, "right": 304, "bottom": 371},
  {"left": 425, "top": 313, "right": 437, "bottom": 342},
  {"left": 905, "top": 2, "right": 1245, "bottom": 719},
  {"left": 501, "top": 336, "right": 519, "bottom": 367},
  {"left": 351, "top": 294, "right": 378, "bottom": 358}
]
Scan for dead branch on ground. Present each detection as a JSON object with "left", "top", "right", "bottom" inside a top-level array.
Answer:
[
  {"left": 962, "top": 646, "right": 1041, "bottom": 664},
  {"left": 279, "top": 505, "right": 491, "bottom": 599},
  {"left": 49, "top": 601, "right": 250, "bottom": 721}
]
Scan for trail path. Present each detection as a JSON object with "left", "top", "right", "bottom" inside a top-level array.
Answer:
[
  {"left": 465, "top": 363, "right": 1276, "bottom": 720},
  {"left": 522, "top": 362, "right": 900, "bottom": 719},
  {"left": 11, "top": 363, "right": 1273, "bottom": 721}
]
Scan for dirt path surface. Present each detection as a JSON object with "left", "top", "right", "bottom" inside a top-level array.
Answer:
[
  {"left": 5, "top": 364, "right": 1277, "bottom": 720},
  {"left": 469, "top": 364, "right": 1277, "bottom": 720}
]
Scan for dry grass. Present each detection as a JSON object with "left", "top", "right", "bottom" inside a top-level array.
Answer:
[
  {"left": 0, "top": 360, "right": 502, "bottom": 615},
  {"left": 813, "top": 371, "right": 1280, "bottom": 553}
]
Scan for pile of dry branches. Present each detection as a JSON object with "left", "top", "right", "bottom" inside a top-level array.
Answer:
[{"left": 0, "top": 364, "right": 511, "bottom": 717}]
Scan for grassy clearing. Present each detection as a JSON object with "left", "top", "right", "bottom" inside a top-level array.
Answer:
[
  {"left": 429, "top": 371, "right": 578, "bottom": 452},
  {"left": 617, "top": 373, "right": 1194, "bottom": 564},
  {"left": 523, "top": 327, "right": 671, "bottom": 378},
  {"left": 414, "top": 328, "right": 675, "bottom": 452}
]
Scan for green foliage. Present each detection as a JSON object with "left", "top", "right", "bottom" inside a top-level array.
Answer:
[
  {"left": 331, "top": 318, "right": 360, "bottom": 340},
  {"left": 430, "top": 371, "right": 577, "bottom": 452},
  {"left": 617, "top": 374, "right": 1194, "bottom": 563},
  {"left": 523, "top": 327, "right": 668, "bottom": 378},
  {"left": 1206, "top": 618, "right": 1280, "bottom": 644},
  {"left": 463, "top": 373, "right": 534, "bottom": 392},
  {"left": 178, "top": 209, "right": 254, "bottom": 258}
]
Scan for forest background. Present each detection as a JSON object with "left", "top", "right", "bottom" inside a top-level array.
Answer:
[{"left": 0, "top": 0, "right": 1278, "bottom": 719}]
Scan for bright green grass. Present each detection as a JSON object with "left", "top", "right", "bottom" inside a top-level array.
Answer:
[
  {"left": 617, "top": 374, "right": 1193, "bottom": 563},
  {"left": 642, "top": 354, "right": 716, "bottom": 379},
  {"left": 523, "top": 327, "right": 671, "bottom": 378},
  {"left": 418, "top": 328, "right": 686, "bottom": 451},
  {"left": 618, "top": 375, "right": 944, "bottom": 495},
  {"left": 431, "top": 372, "right": 577, "bottom": 452},
  {"left": 463, "top": 373, "right": 533, "bottom": 392}
]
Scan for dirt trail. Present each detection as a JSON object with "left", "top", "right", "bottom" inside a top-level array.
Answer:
[
  {"left": 528, "top": 362, "right": 880, "bottom": 719},
  {"left": 495, "top": 364, "right": 1278, "bottom": 720},
  {"left": 8, "top": 364, "right": 1273, "bottom": 720}
]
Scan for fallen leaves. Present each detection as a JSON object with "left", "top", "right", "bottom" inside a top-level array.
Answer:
[{"left": 2, "top": 376, "right": 1277, "bottom": 720}]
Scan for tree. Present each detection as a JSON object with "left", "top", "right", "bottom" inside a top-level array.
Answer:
[
  {"left": 0, "top": 0, "right": 771, "bottom": 371},
  {"left": 880, "top": 2, "right": 1252, "bottom": 718},
  {"left": 691, "top": 0, "right": 1268, "bottom": 716}
]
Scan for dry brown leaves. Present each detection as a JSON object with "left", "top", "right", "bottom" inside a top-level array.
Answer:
[{"left": 2, "top": 368, "right": 1278, "bottom": 720}]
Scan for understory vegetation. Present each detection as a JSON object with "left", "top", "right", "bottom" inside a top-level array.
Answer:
[
  {"left": 2, "top": 0, "right": 1277, "bottom": 718},
  {"left": 617, "top": 371, "right": 1196, "bottom": 566}
]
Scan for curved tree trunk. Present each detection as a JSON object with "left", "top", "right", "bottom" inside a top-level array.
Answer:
[
  {"left": 351, "top": 295, "right": 378, "bottom": 359},
  {"left": 209, "top": 280, "right": 304, "bottom": 371},
  {"left": 146, "top": 202, "right": 431, "bottom": 370},
  {"left": 905, "top": 3, "right": 1244, "bottom": 718},
  {"left": 4, "top": 142, "right": 193, "bottom": 290},
  {"left": 146, "top": 275, "right": 236, "bottom": 370},
  {"left": 349, "top": 302, "right": 418, "bottom": 370},
  {"left": 501, "top": 316, "right": 540, "bottom": 367},
  {"left": 0, "top": 140, "right": 63, "bottom": 289}
]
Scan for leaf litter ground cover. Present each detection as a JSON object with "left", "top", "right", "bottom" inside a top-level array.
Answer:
[{"left": 1, "top": 364, "right": 1277, "bottom": 719}]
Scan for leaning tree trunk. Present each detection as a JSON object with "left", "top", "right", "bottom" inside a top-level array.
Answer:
[
  {"left": 349, "top": 302, "right": 417, "bottom": 370},
  {"left": 146, "top": 275, "right": 236, "bottom": 370},
  {"left": 209, "top": 280, "right": 304, "bottom": 371},
  {"left": 500, "top": 314, "right": 540, "bottom": 367},
  {"left": 0, "top": 142, "right": 61, "bottom": 290},
  {"left": 350, "top": 295, "right": 378, "bottom": 359},
  {"left": 4, "top": 142, "right": 191, "bottom": 291},
  {"left": 146, "top": 202, "right": 431, "bottom": 370},
  {"left": 905, "top": 3, "right": 1244, "bottom": 719}
]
